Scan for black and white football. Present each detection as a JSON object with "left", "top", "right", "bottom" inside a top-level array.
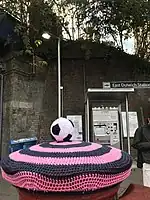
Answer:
[{"left": 50, "top": 117, "right": 75, "bottom": 142}]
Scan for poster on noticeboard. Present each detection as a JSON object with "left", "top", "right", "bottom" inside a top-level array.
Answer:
[
  {"left": 122, "top": 112, "right": 139, "bottom": 137},
  {"left": 67, "top": 115, "right": 83, "bottom": 141}
]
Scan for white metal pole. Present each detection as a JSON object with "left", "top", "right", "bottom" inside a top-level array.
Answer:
[
  {"left": 125, "top": 94, "right": 130, "bottom": 154},
  {"left": 60, "top": 86, "right": 63, "bottom": 117},
  {"left": 58, "top": 38, "right": 61, "bottom": 118},
  {"left": 86, "top": 95, "right": 90, "bottom": 142},
  {"left": 118, "top": 104, "right": 124, "bottom": 151}
]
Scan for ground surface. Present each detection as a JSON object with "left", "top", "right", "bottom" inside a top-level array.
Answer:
[{"left": 0, "top": 167, "right": 143, "bottom": 200}]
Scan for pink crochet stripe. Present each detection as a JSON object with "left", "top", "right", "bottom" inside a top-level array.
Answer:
[
  {"left": 2, "top": 169, "right": 131, "bottom": 192},
  {"left": 50, "top": 141, "right": 81, "bottom": 145},
  {"left": 9, "top": 148, "right": 122, "bottom": 165},
  {"left": 30, "top": 142, "right": 102, "bottom": 153}
]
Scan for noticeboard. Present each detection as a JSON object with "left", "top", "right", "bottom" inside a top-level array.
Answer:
[
  {"left": 122, "top": 112, "right": 139, "bottom": 137},
  {"left": 67, "top": 115, "right": 83, "bottom": 141}
]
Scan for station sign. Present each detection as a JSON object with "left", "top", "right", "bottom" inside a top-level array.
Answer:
[{"left": 103, "top": 81, "right": 150, "bottom": 89}]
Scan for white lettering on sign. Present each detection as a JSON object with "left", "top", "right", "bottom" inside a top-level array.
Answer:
[{"left": 111, "top": 82, "right": 150, "bottom": 88}]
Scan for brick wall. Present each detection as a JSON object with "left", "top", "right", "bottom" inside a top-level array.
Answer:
[{"left": 1, "top": 56, "right": 45, "bottom": 156}]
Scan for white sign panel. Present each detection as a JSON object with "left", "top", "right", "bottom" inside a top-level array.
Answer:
[
  {"left": 67, "top": 115, "right": 83, "bottom": 141},
  {"left": 93, "top": 109, "right": 118, "bottom": 122},
  {"left": 122, "top": 112, "right": 139, "bottom": 137}
]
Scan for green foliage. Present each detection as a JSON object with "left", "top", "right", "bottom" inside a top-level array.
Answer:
[
  {"left": 35, "top": 40, "right": 43, "bottom": 48},
  {"left": 75, "top": 0, "right": 149, "bottom": 60},
  {"left": 38, "top": 60, "right": 48, "bottom": 67},
  {"left": 0, "top": 0, "right": 149, "bottom": 62},
  {"left": 0, "top": 0, "right": 60, "bottom": 52}
]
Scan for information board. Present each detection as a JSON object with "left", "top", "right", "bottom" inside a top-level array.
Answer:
[
  {"left": 122, "top": 112, "right": 139, "bottom": 137},
  {"left": 67, "top": 115, "right": 83, "bottom": 141},
  {"left": 92, "top": 108, "right": 120, "bottom": 147}
]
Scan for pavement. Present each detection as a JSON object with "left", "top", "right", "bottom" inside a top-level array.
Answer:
[
  {"left": 118, "top": 167, "right": 143, "bottom": 197},
  {"left": 0, "top": 175, "right": 18, "bottom": 200},
  {"left": 0, "top": 165, "right": 143, "bottom": 200}
]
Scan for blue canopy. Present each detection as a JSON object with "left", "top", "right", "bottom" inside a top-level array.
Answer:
[{"left": 0, "top": 10, "right": 19, "bottom": 42}]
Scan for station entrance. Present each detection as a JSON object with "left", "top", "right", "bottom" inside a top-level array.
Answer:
[{"left": 85, "top": 88, "right": 135, "bottom": 154}]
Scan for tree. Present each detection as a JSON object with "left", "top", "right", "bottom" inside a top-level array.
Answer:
[
  {"left": 0, "top": 0, "right": 149, "bottom": 60},
  {"left": 51, "top": 0, "right": 89, "bottom": 40},
  {"left": 78, "top": 0, "right": 150, "bottom": 58},
  {"left": 0, "top": 0, "right": 61, "bottom": 54},
  {"left": 79, "top": 1, "right": 131, "bottom": 49},
  {"left": 130, "top": 0, "right": 150, "bottom": 60}
]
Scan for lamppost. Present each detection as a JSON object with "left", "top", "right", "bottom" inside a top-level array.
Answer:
[
  {"left": 42, "top": 32, "right": 62, "bottom": 118},
  {"left": 0, "top": 64, "right": 5, "bottom": 158}
]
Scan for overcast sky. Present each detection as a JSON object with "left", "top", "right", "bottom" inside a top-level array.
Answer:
[{"left": 123, "top": 38, "right": 135, "bottom": 55}]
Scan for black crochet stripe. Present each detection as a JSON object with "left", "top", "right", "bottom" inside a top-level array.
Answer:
[
  {"left": 39, "top": 142, "right": 92, "bottom": 148},
  {"left": 19, "top": 145, "right": 111, "bottom": 158},
  {"left": 1, "top": 152, "right": 132, "bottom": 177}
]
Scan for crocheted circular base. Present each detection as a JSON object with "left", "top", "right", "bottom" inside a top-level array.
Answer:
[
  {"left": 18, "top": 185, "right": 119, "bottom": 200},
  {"left": 2, "top": 169, "right": 130, "bottom": 192},
  {"left": 1, "top": 141, "right": 132, "bottom": 192}
]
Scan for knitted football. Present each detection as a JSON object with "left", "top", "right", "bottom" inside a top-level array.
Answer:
[{"left": 50, "top": 117, "right": 75, "bottom": 142}]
